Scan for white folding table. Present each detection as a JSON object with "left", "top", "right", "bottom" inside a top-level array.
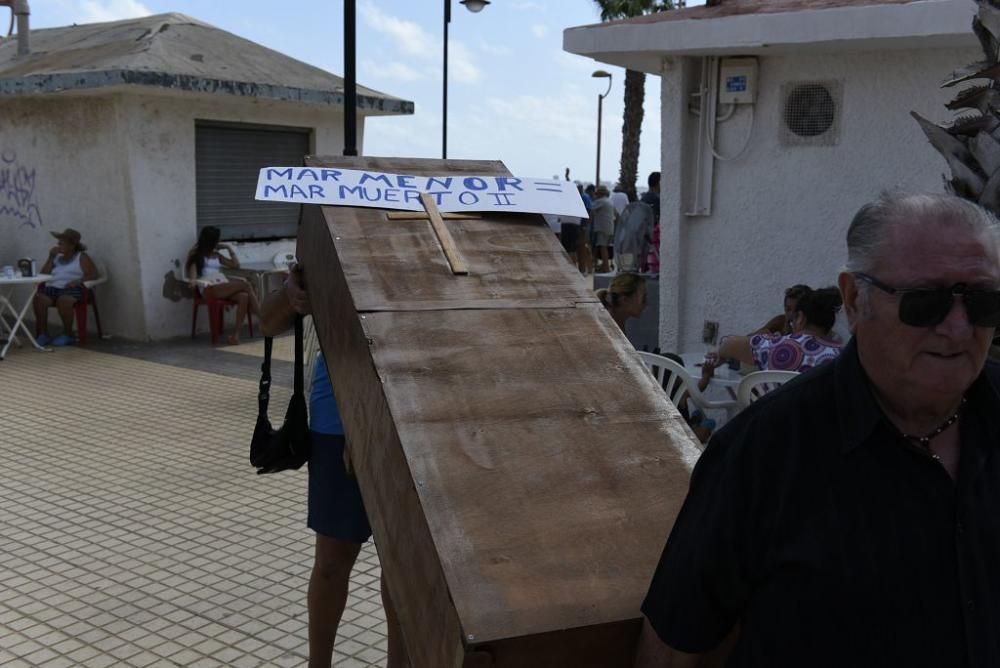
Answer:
[
  {"left": 222, "top": 261, "right": 289, "bottom": 300},
  {"left": 0, "top": 273, "right": 53, "bottom": 359}
]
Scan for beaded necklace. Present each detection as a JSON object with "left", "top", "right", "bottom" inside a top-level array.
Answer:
[{"left": 899, "top": 397, "right": 966, "bottom": 460}]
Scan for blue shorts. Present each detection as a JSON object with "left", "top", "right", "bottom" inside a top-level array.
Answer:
[
  {"left": 307, "top": 432, "right": 372, "bottom": 543},
  {"left": 43, "top": 286, "right": 82, "bottom": 302}
]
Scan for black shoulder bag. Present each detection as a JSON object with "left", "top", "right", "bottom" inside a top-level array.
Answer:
[{"left": 250, "top": 315, "right": 311, "bottom": 474}]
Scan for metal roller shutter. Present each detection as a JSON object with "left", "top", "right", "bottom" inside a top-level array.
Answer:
[{"left": 195, "top": 122, "right": 311, "bottom": 240}]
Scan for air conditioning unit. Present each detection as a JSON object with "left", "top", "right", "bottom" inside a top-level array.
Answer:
[{"left": 780, "top": 80, "right": 842, "bottom": 147}]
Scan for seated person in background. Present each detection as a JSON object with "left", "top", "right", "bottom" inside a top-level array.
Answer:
[
  {"left": 718, "top": 286, "right": 845, "bottom": 372},
  {"left": 753, "top": 283, "right": 812, "bottom": 335},
  {"left": 597, "top": 273, "right": 647, "bottom": 332},
  {"left": 662, "top": 351, "right": 721, "bottom": 444},
  {"left": 186, "top": 225, "right": 259, "bottom": 345},
  {"left": 33, "top": 227, "right": 99, "bottom": 347}
]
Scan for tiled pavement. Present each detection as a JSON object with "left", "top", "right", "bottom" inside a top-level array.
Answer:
[{"left": 0, "top": 339, "right": 387, "bottom": 667}]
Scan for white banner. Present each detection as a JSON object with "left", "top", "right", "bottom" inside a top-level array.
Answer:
[{"left": 255, "top": 167, "right": 588, "bottom": 219}]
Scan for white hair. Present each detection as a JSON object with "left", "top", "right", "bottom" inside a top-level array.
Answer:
[
  {"left": 843, "top": 191, "right": 1000, "bottom": 319},
  {"left": 844, "top": 191, "right": 1000, "bottom": 274}
]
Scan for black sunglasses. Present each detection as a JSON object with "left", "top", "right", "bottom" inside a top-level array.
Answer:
[{"left": 853, "top": 272, "right": 1000, "bottom": 328}]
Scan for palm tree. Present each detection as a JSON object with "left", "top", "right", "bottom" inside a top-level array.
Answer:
[
  {"left": 592, "top": 0, "right": 673, "bottom": 201},
  {"left": 913, "top": 0, "right": 1000, "bottom": 212}
]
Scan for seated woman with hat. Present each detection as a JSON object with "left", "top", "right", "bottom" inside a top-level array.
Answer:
[{"left": 33, "top": 228, "right": 99, "bottom": 346}]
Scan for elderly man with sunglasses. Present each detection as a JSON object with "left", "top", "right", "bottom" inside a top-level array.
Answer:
[{"left": 635, "top": 192, "right": 1000, "bottom": 668}]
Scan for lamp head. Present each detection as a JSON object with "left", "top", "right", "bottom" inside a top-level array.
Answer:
[
  {"left": 592, "top": 70, "right": 612, "bottom": 79},
  {"left": 460, "top": 0, "right": 490, "bottom": 12}
]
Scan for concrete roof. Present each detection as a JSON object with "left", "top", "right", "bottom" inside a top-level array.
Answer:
[
  {"left": 0, "top": 12, "right": 413, "bottom": 115},
  {"left": 565, "top": 0, "right": 977, "bottom": 73}
]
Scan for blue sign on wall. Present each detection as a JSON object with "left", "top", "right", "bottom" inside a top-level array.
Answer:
[{"left": 725, "top": 75, "right": 747, "bottom": 93}]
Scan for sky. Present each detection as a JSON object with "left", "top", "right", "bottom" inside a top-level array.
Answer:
[{"left": 29, "top": 0, "right": 665, "bottom": 186}]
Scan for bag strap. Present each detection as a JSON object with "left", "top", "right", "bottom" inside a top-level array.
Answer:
[
  {"left": 258, "top": 336, "right": 273, "bottom": 416},
  {"left": 258, "top": 315, "right": 305, "bottom": 416},
  {"left": 293, "top": 314, "right": 304, "bottom": 397}
]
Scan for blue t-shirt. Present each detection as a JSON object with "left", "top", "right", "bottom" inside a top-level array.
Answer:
[{"left": 309, "top": 353, "right": 344, "bottom": 435}]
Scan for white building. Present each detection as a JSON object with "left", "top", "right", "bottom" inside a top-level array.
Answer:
[
  {"left": 565, "top": 0, "right": 977, "bottom": 353},
  {"left": 0, "top": 12, "right": 412, "bottom": 340}
]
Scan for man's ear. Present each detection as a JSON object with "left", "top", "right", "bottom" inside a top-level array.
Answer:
[{"left": 838, "top": 271, "right": 861, "bottom": 334}]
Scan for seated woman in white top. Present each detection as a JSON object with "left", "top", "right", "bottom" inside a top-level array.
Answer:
[
  {"left": 32, "top": 227, "right": 99, "bottom": 347},
  {"left": 718, "top": 286, "right": 845, "bottom": 373},
  {"left": 185, "top": 225, "right": 259, "bottom": 345}
]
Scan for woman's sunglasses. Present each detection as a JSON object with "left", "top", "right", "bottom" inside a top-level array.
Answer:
[{"left": 853, "top": 272, "right": 1000, "bottom": 328}]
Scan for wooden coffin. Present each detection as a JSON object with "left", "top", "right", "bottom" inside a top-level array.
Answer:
[{"left": 297, "top": 156, "right": 699, "bottom": 668}]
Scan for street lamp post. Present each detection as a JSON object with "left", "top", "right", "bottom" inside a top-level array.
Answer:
[
  {"left": 343, "top": 0, "right": 358, "bottom": 156},
  {"left": 443, "top": 0, "right": 489, "bottom": 159},
  {"left": 592, "top": 70, "right": 612, "bottom": 187}
]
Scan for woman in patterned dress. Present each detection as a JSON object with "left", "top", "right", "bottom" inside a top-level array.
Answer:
[{"left": 717, "top": 287, "right": 845, "bottom": 372}]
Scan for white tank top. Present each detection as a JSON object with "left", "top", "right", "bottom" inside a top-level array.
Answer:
[
  {"left": 203, "top": 256, "right": 222, "bottom": 274},
  {"left": 50, "top": 252, "right": 83, "bottom": 289}
]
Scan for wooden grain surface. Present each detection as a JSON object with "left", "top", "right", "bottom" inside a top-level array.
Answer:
[
  {"left": 419, "top": 192, "right": 468, "bottom": 275},
  {"left": 360, "top": 306, "right": 697, "bottom": 642},
  {"left": 464, "top": 618, "right": 641, "bottom": 667},
  {"left": 299, "top": 203, "right": 468, "bottom": 668},
  {"left": 303, "top": 155, "right": 597, "bottom": 312},
  {"left": 298, "top": 155, "right": 699, "bottom": 666}
]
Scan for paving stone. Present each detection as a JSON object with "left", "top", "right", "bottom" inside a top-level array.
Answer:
[{"left": 0, "top": 344, "right": 385, "bottom": 666}]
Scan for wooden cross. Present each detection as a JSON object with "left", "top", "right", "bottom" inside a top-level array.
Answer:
[{"left": 385, "top": 192, "right": 480, "bottom": 276}]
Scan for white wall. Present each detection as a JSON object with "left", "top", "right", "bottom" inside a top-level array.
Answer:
[
  {"left": 0, "top": 96, "right": 145, "bottom": 338},
  {"left": 118, "top": 93, "right": 352, "bottom": 339},
  {"left": 660, "top": 46, "right": 979, "bottom": 353},
  {"left": 0, "top": 90, "right": 356, "bottom": 341}
]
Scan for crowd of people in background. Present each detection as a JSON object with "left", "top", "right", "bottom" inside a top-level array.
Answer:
[{"left": 548, "top": 171, "right": 662, "bottom": 277}]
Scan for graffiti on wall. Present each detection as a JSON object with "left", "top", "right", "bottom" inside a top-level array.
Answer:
[{"left": 0, "top": 151, "right": 43, "bottom": 228}]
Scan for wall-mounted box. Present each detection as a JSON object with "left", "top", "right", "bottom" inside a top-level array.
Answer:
[{"left": 719, "top": 57, "right": 758, "bottom": 104}]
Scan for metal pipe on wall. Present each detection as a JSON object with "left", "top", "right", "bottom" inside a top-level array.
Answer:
[
  {"left": 685, "top": 56, "right": 717, "bottom": 217},
  {"left": 13, "top": 0, "right": 29, "bottom": 56}
]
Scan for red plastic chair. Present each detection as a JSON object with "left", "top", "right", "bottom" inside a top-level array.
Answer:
[
  {"left": 191, "top": 282, "right": 254, "bottom": 345},
  {"left": 36, "top": 268, "right": 105, "bottom": 345},
  {"left": 74, "top": 283, "right": 103, "bottom": 345}
]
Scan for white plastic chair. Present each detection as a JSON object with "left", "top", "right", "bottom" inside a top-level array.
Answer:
[
  {"left": 737, "top": 370, "right": 799, "bottom": 408},
  {"left": 637, "top": 351, "right": 739, "bottom": 413},
  {"left": 273, "top": 251, "right": 296, "bottom": 268},
  {"left": 83, "top": 262, "right": 108, "bottom": 291}
]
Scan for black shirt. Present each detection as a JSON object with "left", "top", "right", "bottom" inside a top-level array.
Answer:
[
  {"left": 642, "top": 339, "right": 1000, "bottom": 667},
  {"left": 640, "top": 189, "right": 660, "bottom": 226}
]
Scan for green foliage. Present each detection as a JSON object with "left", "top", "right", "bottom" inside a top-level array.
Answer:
[
  {"left": 913, "top": 1, "right": 1000, "bottom": 213},
  {"left": 591, "top": 0, "right": 672, "bottom": 198},
  {"left": 593, "top": 0, "right": 672, "bottom": 21}
]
